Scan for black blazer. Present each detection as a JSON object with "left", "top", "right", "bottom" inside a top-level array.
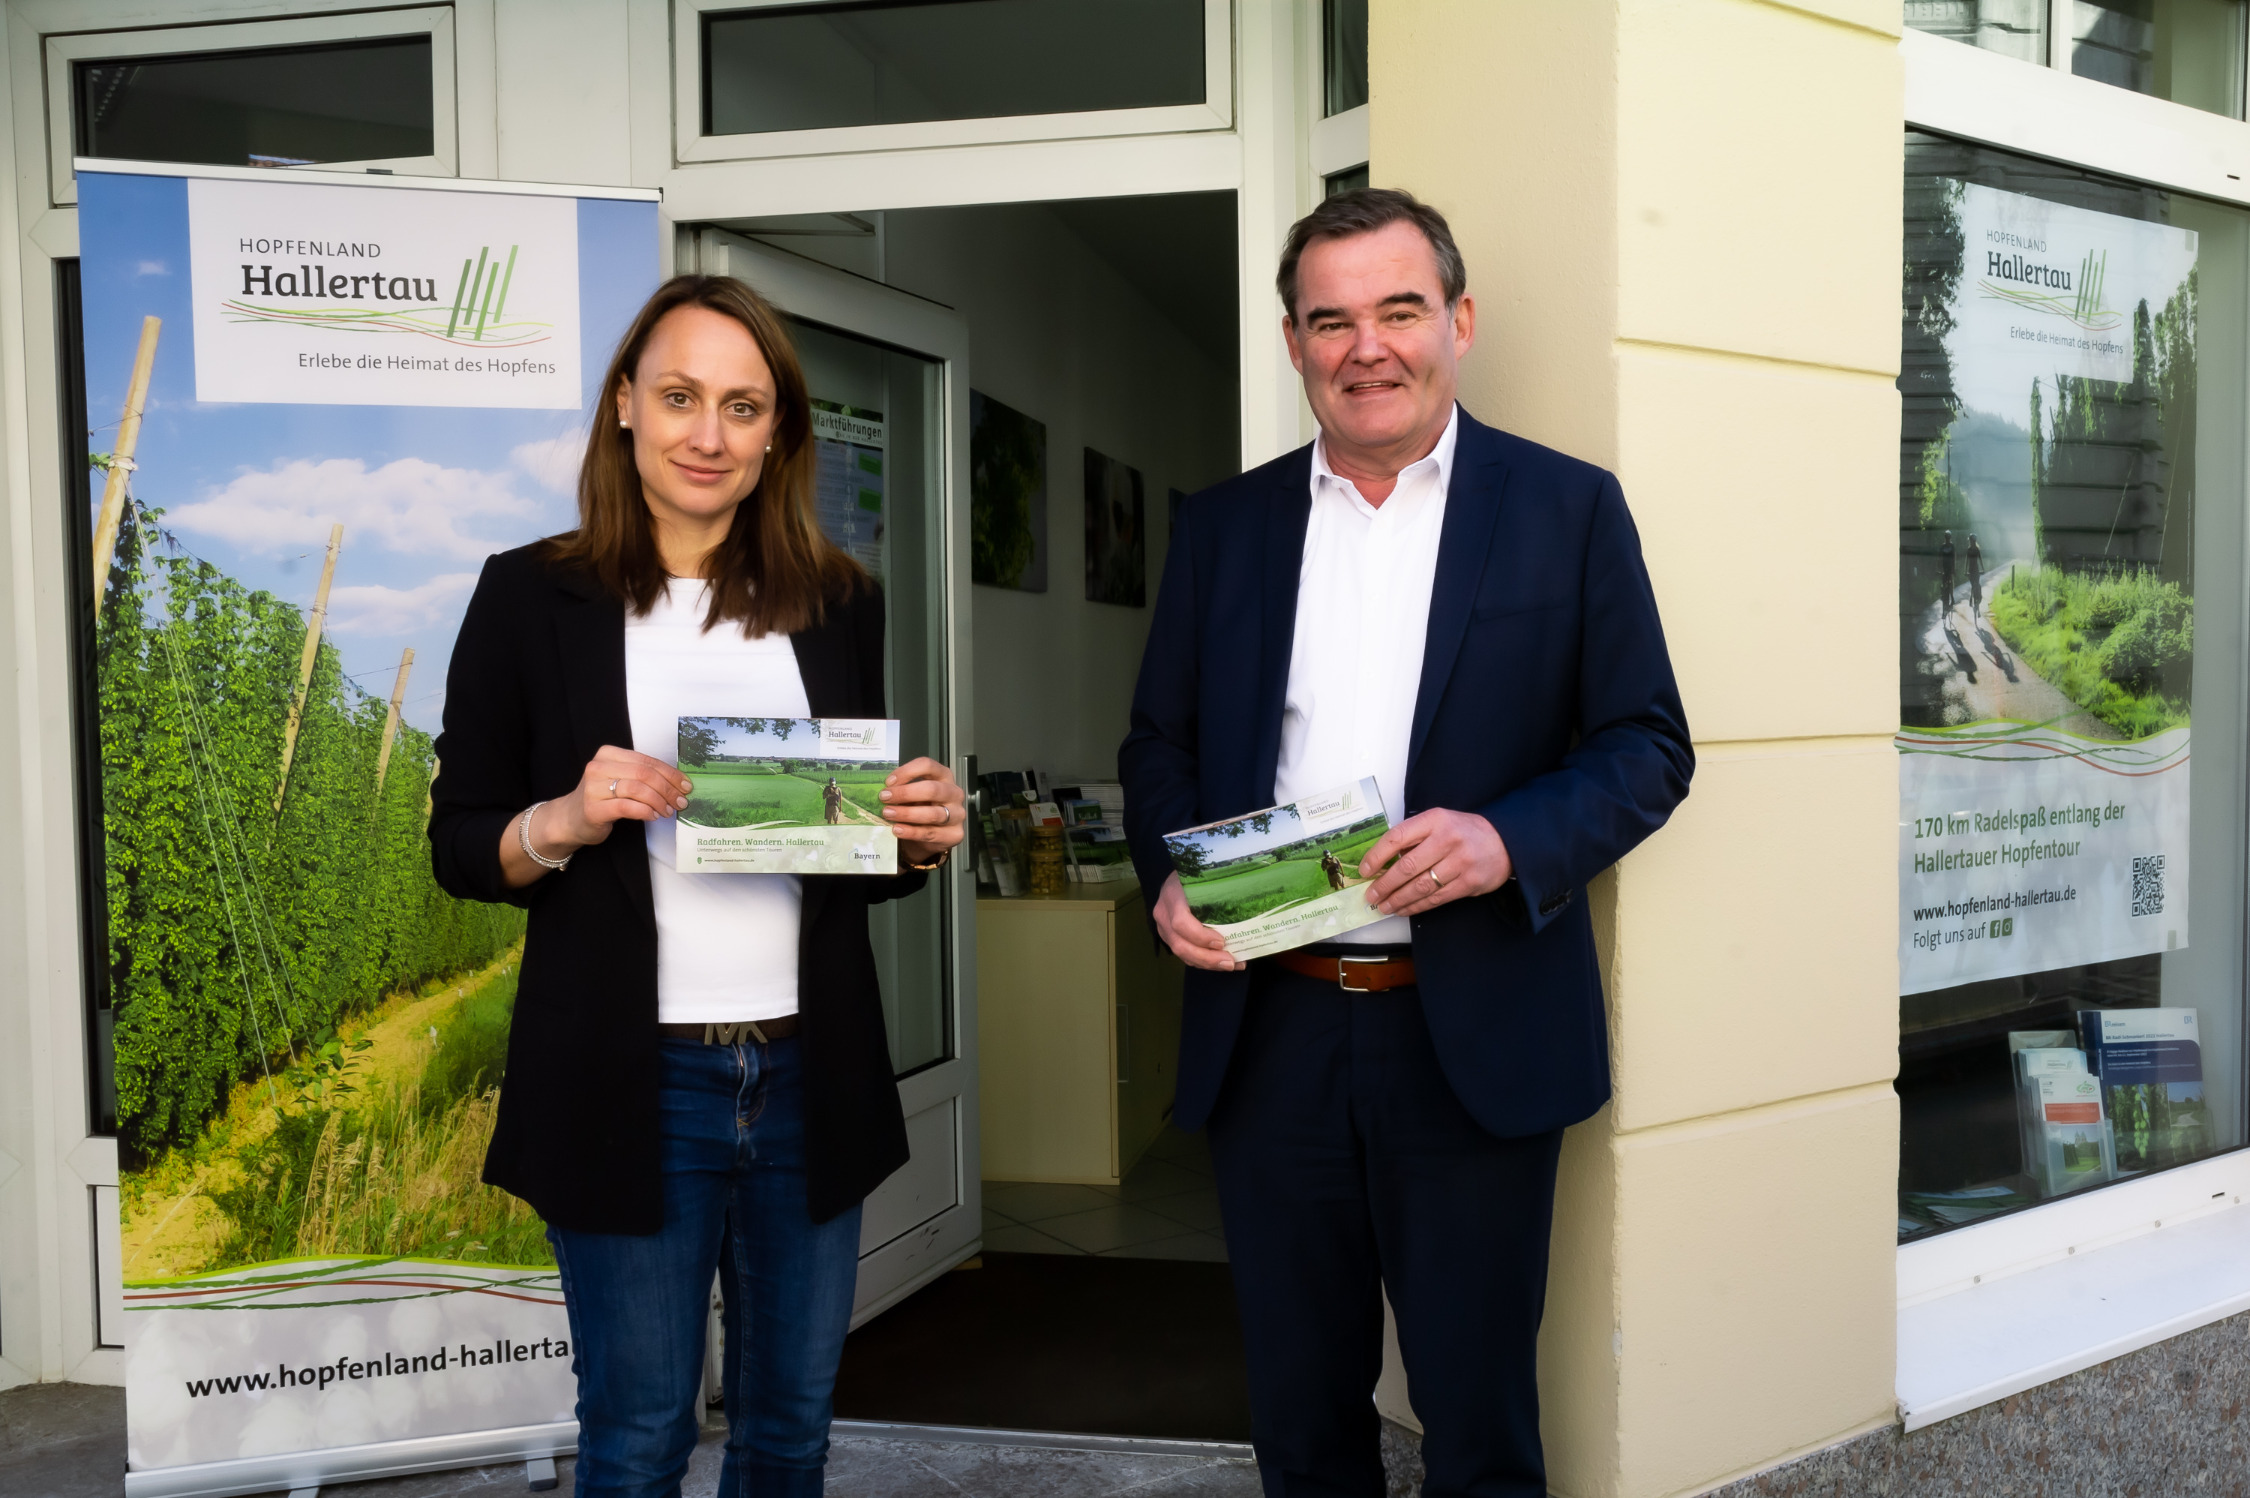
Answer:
[
  {"left": 1121, "top": 411, "right": 1693, "bottom": 1139},
  {"left": 428, "top": 545, "right": 925, "bottom": 1231}
]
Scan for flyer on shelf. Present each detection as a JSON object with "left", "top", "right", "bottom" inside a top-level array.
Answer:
[
  {"left": 675, "top": 716, "right": 900, "bottom": 874},
  {"left": 1165, "top": 778, "right": 1391, "bottom": 960}
]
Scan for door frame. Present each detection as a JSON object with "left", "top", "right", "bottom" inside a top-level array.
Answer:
[{"left": 687, "top": 228, "right": 983, "bottom": 1324}]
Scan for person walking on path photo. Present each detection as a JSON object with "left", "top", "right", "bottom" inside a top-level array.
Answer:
[
  {"left": 1940, "top": 530, "right": 1958, "bottom": 618},
  {"left": 1967, "top": 533, "right": 1984, "bottom": 617}
]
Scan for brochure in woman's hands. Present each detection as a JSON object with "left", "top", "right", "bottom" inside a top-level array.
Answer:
[{"left": 674, "top": 716, "right": 901, "bottom": 874}]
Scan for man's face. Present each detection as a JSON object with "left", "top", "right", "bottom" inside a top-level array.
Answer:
[{"left": 1284, "top": 220, "right": 1474, "bottom": 461}]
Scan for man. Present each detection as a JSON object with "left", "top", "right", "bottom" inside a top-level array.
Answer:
[
  {"left": 823, "top": 776, "right": 844, "bottom": 824},
  {"left": 1121, "top": 189, "right": 1692, "bottom": 1496},
  {"left": 1320, "top": 847, "right": 1348, "bottom": 892},
  {"left": 1966, "top": 533, "right": 1984, "bottom": 617},
  {"left": 1940, "top": 530, "right": 1957, "bottom": 618}
]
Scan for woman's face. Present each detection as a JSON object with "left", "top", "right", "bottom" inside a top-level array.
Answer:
[{"left": 615, "top": 304, "right": 780, "bottom": 541}]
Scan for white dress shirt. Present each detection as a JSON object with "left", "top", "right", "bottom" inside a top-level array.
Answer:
[
  {"left": 1272, "top": 406, "right": 1459, "bottom": 947},
  {"left": 624, "top": 579, "right": 810, "bottom": 1022}
]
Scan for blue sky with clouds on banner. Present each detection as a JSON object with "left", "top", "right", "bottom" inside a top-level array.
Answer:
[{"left": 78, "top": 170, "right": 655, "bottom": 732}]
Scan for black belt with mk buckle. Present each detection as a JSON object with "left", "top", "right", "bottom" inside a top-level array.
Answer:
[{"left": 657, "top": 1016, "right": 800, "bottom": 1045}]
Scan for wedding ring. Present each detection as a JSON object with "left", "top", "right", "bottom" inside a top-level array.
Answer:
[
  {"left": 608, "top": 778, "right": 619, "bottom": 796},
  {"left": 1427, "top": 870, "right": 1444, "bottom": 890},
  {"left": 940, "top": 803, "right": 953, "bottom": 825}
]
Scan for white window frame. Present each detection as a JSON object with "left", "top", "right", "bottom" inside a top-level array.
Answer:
[
  {"left": 2038, "top": 0, "right": 2247, "bottom": 111},
  {"left": 1310, "top": 102, "right": 1365, "bottom": 182},
  {"left": 1899, "top": 15, "right": 2250, "bottom": 1312},
  {"left": 44, "top": 5, "right": 458, "bottom": 209},
  {"left": 672, "top": 0, "right": 1233, "bottom": 167}
]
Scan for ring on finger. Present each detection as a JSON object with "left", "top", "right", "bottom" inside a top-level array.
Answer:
[
  {"left": 608, "top": 778, "right": 619, "bottom": 797},
  {"left": 940, "top": 803, "right": 953, "bottom": 826},
  {"left": 1427, "top": 868, "right": 1444, "bottom": 891}
]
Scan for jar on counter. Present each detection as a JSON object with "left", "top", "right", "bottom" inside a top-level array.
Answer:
[{"left": 1027, "top": 826, "right": 1067, "bottom": 896}]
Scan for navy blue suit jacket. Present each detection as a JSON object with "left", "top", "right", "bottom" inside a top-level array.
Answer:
[{"left": 1120, "top": 410, "right": 1694, "bottom": 1139}]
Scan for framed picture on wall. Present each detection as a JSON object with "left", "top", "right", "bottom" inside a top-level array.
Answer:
[
  {"left": 1084, "top": 447, "right": 1146, "bottom": 608},
  {"left": 970, "top": 390, "right": 1048, "bottom": 592}
]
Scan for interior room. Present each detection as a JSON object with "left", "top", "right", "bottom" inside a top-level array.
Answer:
[{"left": 719, "top": 191, "right": 1245, "bottom": 1438}]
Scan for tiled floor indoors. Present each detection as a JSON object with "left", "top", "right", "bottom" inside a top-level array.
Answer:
[{"left": 981, "top": 1124, "right": 1229, "bottom": 1262}]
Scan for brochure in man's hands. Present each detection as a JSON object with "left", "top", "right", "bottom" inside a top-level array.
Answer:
[
  {"left": 1165, "top": 778, "right": 1392, "bottom": 960},
  {"left": 675, "top": 716, "right": 899, "bottom": 874}
]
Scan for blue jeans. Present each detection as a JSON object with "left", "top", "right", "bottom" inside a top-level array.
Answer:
[{"left": 549, "top": 1036, "right": 865, "bottom": 1498}]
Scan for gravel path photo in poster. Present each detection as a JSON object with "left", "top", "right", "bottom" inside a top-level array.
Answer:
[{"left": 1898, "top": 179, "right": 2198, "bottom": 994}]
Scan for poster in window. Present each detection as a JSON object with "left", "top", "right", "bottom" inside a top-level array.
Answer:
[
  {"left": 1898, "top": 180, "right": 2198, "bottom": 994},
  {"left": 813, "top": 400, "right": 886, "bottom": 578}
]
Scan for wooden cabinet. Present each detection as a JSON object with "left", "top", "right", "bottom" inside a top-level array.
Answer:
[{"left": 975, "top": 880, "right": 1184, "bottom": 1185}]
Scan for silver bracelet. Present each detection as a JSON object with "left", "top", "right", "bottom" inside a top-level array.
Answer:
[{"left": 519, "top": 801, "right": 572, "bottom": 872}]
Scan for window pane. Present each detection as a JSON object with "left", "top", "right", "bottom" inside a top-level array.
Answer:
[
  {"left": 1897, "top": 131, "right": 2250, "bottom": 1240},
  {"left": 1325, "top": 0, "right": 1369, "bottom": 117},
  {"left": 2073, "top": 0, "right": 2247, "bottom": 119},
  {"left": 1324, "top": 166, "right": 1370, "bottom": 198},
  {"left": 74, "top": 38, "right": 434, "bottom": 169},
  {"left": 786, "top": 317, "right": 952, "bottom": 1077},
  {"left": 703, "top": 0, "right": 1204, "bottom": 137},
  {"left": 1905, "top": 0, "right": 2049, "bottom": 63},
  {"left": 56, "top": 257, "right": 116, "bottom": 1139}
]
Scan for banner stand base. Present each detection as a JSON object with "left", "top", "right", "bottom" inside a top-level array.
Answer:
[{"left": 124, "top": 1420, "right": 577, "bottom": 1498}]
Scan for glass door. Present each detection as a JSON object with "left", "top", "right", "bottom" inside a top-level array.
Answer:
[{"left": 691, "top": 228, "right": 979, "bottom": 1320}]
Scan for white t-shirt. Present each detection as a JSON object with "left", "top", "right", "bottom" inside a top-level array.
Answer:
[
  {"left": 624, "top": 580, "right": 810, "bottom": 1022},
  {"left": 1273, "top": 407, "right": 1459, "bottom": 946}
]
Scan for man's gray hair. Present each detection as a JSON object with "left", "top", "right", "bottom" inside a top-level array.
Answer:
[{"left": 1276, "top": 188, "right": 1468, "bottom": 322}]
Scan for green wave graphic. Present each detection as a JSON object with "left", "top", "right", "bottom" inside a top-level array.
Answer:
[
  {"left": 219, "top": 299, "right": 555, "bottom": 348},
  {"left": 1975, "top": 280, "right": 2125, "bottom": 332},
  {"left": 1896, "top": 717, "right": 2188, "bottom": 770},
  {"left": 126, "top": 1254, "right": 562, "bottom": 1311}
]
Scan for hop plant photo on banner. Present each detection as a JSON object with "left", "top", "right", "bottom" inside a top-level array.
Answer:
[{"left": 74, "top": 162, "right": 658, "bottom": 1490}]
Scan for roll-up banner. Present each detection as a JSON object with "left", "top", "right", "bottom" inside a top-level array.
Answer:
[
  {"left": 1898, "top": 181, "right": 2198, "bottom": 993},
  {"left": 77, "top": 161, "right": 658, "bottom": 1497}
]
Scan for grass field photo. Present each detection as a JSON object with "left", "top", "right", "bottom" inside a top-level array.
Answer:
[
  {"left": 1165, "top": 777, "right": 1392, "bottom": 958},
  {"left": 676, "top": 716, "right": 899, "bottom": 874},
  {"left": 1176, "top": 823, "right": 1387, "bottom": 926}
]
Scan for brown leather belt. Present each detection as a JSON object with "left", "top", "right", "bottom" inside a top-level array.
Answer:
[
  {"left": 1270, "top": 950, "right": 1418, "bottom": 993},
  {"left": 657, "top": 1016, "right": 800, "bottom": 1045}
]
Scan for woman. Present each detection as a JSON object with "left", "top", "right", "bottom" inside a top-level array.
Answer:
[{"left": 429, "top": 274, "right": 965, "bottom": 1497}]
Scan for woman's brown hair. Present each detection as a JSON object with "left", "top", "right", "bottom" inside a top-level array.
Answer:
[{"left": 540, "top": 274, "right": 862, "bottom": 635}]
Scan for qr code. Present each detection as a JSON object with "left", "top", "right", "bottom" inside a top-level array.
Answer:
[{"left": 2133, "top": 854, "right": 2166, "bottom": 917}]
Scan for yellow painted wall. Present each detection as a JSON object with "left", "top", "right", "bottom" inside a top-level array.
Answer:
[{"left": 1372, "top": 3, "right": 1905, "bottom": 1493}]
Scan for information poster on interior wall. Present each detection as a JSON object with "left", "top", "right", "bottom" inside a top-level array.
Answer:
[
  {"left": 77, "top": 162, "right": 656, "bottom": 1492},
  {"left": 1898, "top": 181, "right": 2198, "bottom": 994}
]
